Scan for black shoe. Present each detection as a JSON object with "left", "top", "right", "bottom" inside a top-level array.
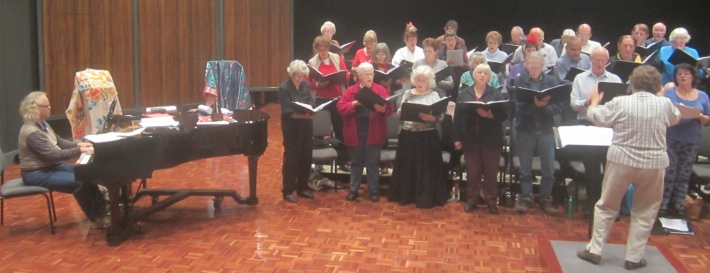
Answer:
[
  {"left": 338, "top": 164, "right": 351, "bottom": 172},
  {"left": 370, "top": 194, "right": 380, "bottom": 202},
  {"left": 297, "top": 190, "right": 314, "bottom": 199},
  {"left": 487, "top": 203, "right": 499, "bottom": 214},
  {"left": 464, "top": 203, "right": 477, "bottom": 212},
  {"left": 346, "top": 191, "right": 358, "bottom": 201},
  {"left": 624, "top": 258, "right": 647, "bottom": 270},
  {"left": 516, "top": 199, "right": 531, "bottom": 214},
  {"left": 540, "top": 199, "right": 558, "bottom": 216},
  {"left": 283, "top": 194, "right": 298, "bottom": 203}
]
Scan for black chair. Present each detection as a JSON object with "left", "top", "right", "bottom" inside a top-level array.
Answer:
[
  {"left": 691, "top": 125, "right": 710, "bottom": 200},
  {"left": 1, "top": 146, "right": 57, "bottom": 234},
  {"left": 312, "top": 110, "right": 339, "bottom": 174}
]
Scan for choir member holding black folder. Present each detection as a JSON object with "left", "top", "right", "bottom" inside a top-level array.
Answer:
[
  {"left": 337, "top": 63, "right": 394, "bottom": 202},
  {"left": 453, "top": 64, "right": 508, "bottom": 214},
  {"left": 388, "top": 66, "right": 448, "bottom": 209},
  {"left": 513, "top": 51, "right": 563, "bottom": 215},
  {"left": 279, "top": 60, "right": 316, "bottom": 203},
  {"left": 308, "top": 35, "right": 352, "bottom": 172}
]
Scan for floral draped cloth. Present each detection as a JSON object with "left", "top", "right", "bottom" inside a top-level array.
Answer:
[
  {"left": 202, "top": 60, "right": 252, "bottom": 110},
  {"left": 65, "top": 69, "right": 122, "bottom": 140}
]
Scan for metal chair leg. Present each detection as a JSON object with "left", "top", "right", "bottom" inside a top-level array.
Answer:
[
  {"left": 43, "top": 194, "right": 55, "bottom": 235},
  {"left": 49, "top": 191, "right": 57, "bottom": 221}
]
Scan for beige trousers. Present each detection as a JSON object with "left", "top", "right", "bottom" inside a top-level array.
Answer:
[{"left": 585, "top": 161, "right": 664, "bottom": 263}]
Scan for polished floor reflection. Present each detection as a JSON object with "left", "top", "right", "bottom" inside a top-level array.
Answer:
[{"left": 1, "top": 103, "right": 708, "bottom": 272}]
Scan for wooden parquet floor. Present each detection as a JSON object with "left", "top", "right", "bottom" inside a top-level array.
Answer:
[{"left": 1, "top": 103, "right": 709, "bottom": 272}]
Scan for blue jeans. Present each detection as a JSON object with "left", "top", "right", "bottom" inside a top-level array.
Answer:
[
  {"left": 516, "top": 130, "right": 556, "bottom": 200},
  {"left": 22, "top": 162, "right": 105, "bottom": 221},
  {"left": 348, "top": 144, "right": 382, "bottom": 195}
]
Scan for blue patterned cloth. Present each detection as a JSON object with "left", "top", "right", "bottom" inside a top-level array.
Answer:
[{"left": 202, "top": 60, "right": 252, "bottom": 110}]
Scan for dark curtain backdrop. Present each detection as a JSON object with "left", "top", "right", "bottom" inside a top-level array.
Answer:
[{"left": 294, "top": 0, "right": 710, "bottom": 62}]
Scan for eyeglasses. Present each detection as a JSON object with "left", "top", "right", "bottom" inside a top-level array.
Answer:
[
  {"left": 676, "top": 72, "right": 692, "bottom": 76},
  {"left": 36, "top": 104, "right": 51, "bottom": 108}
]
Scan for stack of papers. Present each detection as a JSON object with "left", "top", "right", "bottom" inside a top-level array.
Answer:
[
  {"left": 139, "top": 116, "right": 179, "bottom": 127},
  {"left": 83, "top": 127, "right": 146, "bottom": 143},
  {"left": 658, "top": 217, "right": 694, "bottom": 235}
]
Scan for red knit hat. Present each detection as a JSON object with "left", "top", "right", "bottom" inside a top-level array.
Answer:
[{"left": 526, "top": 33, "right": 538, "bottom": 44}]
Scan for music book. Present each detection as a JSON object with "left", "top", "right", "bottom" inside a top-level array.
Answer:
[
  {"left": 447, "top": 49, "right": 465, "bottom": 66},
  {"left": 455, "top": 100, "right": 511, "bottom": 112},
  {"left": 667, "top": 48, "right": 710, "bottom": 67},
  {"left": 435, "top": 67, "right": 453, "bottom": 84},
  {"left": 330, "top": 41, "right": 355, "bottom": 55},
  {"left": 308, "top": 65, "right": 348, "bottom": 86},
  {"left": 515, "top": 84, "right": 572, "bottom": 104},
  {"left": 554, "top": 125, "right": 613, "bottom": 148},
  {"left": 676, "top": 103, "right": 701, "bottom": 119},
  {"left": 466, "top": 47, "right": 478, "bottom": 60},
  {"left": 607, "top": 50, "right": 661, "bottom": 82},
  {"left": 399, "top": 59, "right": 414, "bottom": 71},
  {"left": 399, "top": 96, "right": 450, "bottom": 122},
  {"left": 374, "top": 65, "right": 409, "bottom": 83},
  {"left": 597, "top": 82, "right": 630, "bottom": 104},
  {"left": 488, "top": 53, "right": 515, "bottom": 74},
  {"left": 292, "top": 97, "right": 338, "bottom": 114},
  {"left": 564, "top": 67, "right": 586, "bottom": 82},
  {"left": 75, "top": 153, "right": 92, "bottom": 165},
  {"left": 354, "top": 87, "right": 400, "bottom": 112},
  {"left": 501, "top": 44, "right": 520, "bottom": 55},
  {"left": 635, "top": 40, "right": 664, "bottom": 58},
  {"left": 659, "top": 217, "right": 694, "bottom": 235}
]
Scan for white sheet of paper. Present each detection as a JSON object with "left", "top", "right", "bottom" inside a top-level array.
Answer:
[
  {"left": 676, "top": 103, "right": 701, "bottom": 119},
  {"left": 659, "top": 217, "right": 689, "bottom": 232},
  {"left": 557, "top": 125, "right": 613, "bottom": 147},
  {"left": 447, "top": 49, "right": 464, "bottom": 66},
  {"left": 140, "top": 116, "right": 179, "bottom": 127}
]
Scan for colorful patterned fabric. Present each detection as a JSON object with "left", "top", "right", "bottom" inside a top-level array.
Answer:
[
  {"left": 65, "top": 69, "right": 122, "bottom": 140},
  {"left": 202, "top": 60, "right": 252, "bottom": 110}
]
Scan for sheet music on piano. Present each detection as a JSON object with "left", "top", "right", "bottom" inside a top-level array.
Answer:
[
  {"left": 139, "top": 116, "right": 179, "bottom": 127},
  {"left": 83, "top": 127, "right": 146, "bottom": 143},
  {"left": 555, "top": 125, "right": 613, "bottom": 148}
]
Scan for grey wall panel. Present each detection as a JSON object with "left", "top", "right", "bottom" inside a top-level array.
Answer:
[{"left": 1, "top": 0, "right": 38, "bottom": 158}]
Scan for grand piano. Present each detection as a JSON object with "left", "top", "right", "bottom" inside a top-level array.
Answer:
[{"left": 75, "top": 105, "right": 269, "bottom": 246}]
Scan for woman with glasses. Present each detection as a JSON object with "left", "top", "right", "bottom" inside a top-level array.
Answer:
[
  {"left": 660, "top": 63, "right": 710, "bottom": 218},
  {"left": 659, "top": 28, "right": 699, "bottom": 84},
  {"left": 17, "top": 91, "right": 109, "bottom": 228}
]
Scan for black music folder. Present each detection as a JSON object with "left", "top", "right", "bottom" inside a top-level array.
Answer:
[
  {"left": 399, "top": 60, "right": 415, "bottom": 71},
  {"left": 456, "top": 100, "right": 511, "bottom": 112},
  {"left": 354, "top": 87, "right": 400, "bottom": 112},
  {"left": 564, "top": 67, "right": 586, "bottom": 82},
  {"left": 330, "top": 41, "right": 355, "bottom": 55},
  {"left": 374, "top": 65, "right": 409, "bottom": 83},
  {"left": 308, "top": 65, "right": 348, "bottom": 85},
  {"left": 668, "top": 49, "right": 710, "bottom": 68},
  {"left": 515, "top": 84, "right": 572, "bottom": 104},
  {"left": 488, "top": 53, "right": 515, "bottom": 74},
  {"left": 399, "top": 96, "right": 450, "bottom": 122},
  {"left": 292, "top": 97, "right": 339, "bottom": 114},
  {"left": 501, "top": 43, "right": 520, "bottom": 55},
  {"left": 597, "top": 82, "right": 630, "bottom": 105},
  {"left": 435, "top": 67, "right": 453, "bottom": 84},
  {"left": 635, "top": 40, "right": 664, "bottom": 58}
]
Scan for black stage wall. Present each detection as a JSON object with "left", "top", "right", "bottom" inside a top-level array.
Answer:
[{"left": 294, "top": 0, "right": 710, "bottom": 62}]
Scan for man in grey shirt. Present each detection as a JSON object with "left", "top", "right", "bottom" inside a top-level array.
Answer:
[{"left": 577, "top": 66, "right": 680, "bottom": 270}]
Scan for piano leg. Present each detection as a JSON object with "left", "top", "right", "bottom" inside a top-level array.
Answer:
[
  {"left": 105, "top": 180, "right": 134, "bottom": 246},
  {"left": 247, "top": 156, "right": 259, "bottom": 205}
]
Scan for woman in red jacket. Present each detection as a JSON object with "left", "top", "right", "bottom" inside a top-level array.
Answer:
[
  {"left": 337, "top": 63, "right": 394, "bottom": 202},
  {"left": 308, "top": 35, "right": 351, "bottom": 171}
]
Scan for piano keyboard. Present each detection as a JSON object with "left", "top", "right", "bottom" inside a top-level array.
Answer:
[{"left": 76, "top": 153, "right": 92, "bottom": 165}]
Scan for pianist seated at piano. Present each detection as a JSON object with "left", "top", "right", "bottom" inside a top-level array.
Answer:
[{"left": 17, "top": 91, "right": 109, "bottom": 228}]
